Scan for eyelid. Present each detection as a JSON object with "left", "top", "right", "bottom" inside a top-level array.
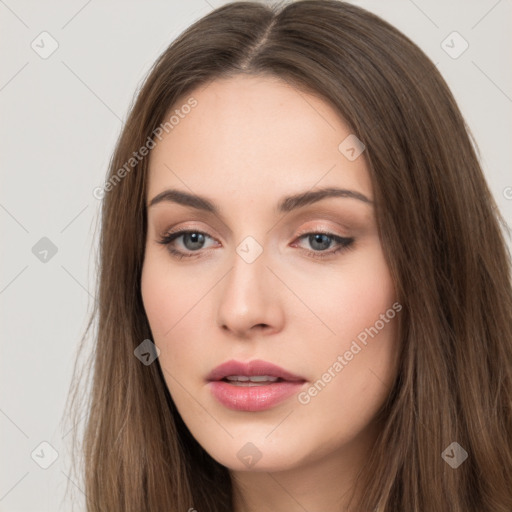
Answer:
[
  {"left": 294, "top": 224, "right": 348, "bottom": 238},
  {"left": 157, "top": 225, "right": 355, "bottom": 261},
  {"left": 160, "top": 222, "right": 220, "bottom": 239},
  {"left": 159, "top": 222, "right": 349, "bottom": 245}
]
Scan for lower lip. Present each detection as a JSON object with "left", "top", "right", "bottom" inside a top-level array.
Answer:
[{"left": 208, "top": 380, "right": 305, "bottom": 411}]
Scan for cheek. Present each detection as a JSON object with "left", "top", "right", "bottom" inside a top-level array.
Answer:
[
  {"left": 140, "top": 250, "right": 197, "bottom": 339},
  {"left": 141, "top": 260, "right": 173, "bottom": 340},
  {"left": 140, "top": 251, "right": 213, "bottom": 377},
  {"left": 292, "top": 245, "right": 400, "bottom": 405},
  {"left": 293, "top": 244, "right": 397, "bottom": 348},
  {"left": 299, "top": 316, "right": 399, "bottom": 440}
]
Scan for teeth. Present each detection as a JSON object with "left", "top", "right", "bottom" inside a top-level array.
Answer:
[{"left": 225, "top": 375, "right": 279, "bottom": 383}]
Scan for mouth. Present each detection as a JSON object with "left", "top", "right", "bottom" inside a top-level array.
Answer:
[
  {"left": 220, "top": 375, "right": 287, "bottom": 386},
  {"left": 206, "top": 359, "right": 307, "bottom": 412},
  {"left": 206, "top": 358, "right": 305, "bottom": 383}
]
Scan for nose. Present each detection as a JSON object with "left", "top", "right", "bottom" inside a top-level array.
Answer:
[{"left": 216, "top": 246, "right": 285, "bottom": 339}]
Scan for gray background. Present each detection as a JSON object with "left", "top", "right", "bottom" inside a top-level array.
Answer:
[{"left": 1, "top": 0, "right": 511, "bottom": 510}]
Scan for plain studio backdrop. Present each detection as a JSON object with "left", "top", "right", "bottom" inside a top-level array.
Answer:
[{"left": 0, "top": 0, "right": 511, "bottom": 510}]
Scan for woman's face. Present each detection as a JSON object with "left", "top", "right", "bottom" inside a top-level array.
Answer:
[{"left": 141, "top": 74, "right": 400, "bottom": 473}]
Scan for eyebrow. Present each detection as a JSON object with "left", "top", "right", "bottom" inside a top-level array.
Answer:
[{"left": 147, "top": 186, "right": 373, "bottom": 214}]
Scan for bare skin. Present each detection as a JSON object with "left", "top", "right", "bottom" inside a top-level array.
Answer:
[{"left": 141, "top": 74, "right": 400, "bottom": 511}]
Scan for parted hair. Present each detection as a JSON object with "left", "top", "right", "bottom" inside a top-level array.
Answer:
[{"left": 66, "top": 1, "right": 512, "bottom": 511}]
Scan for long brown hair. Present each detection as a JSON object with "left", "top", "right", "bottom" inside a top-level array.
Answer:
[{"left": 65, "top": 1, "right": 512, "bottom": 510}]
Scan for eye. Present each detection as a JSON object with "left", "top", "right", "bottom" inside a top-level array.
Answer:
[
  {"left": 157, "top": 230, "right": 217, "bottom": 260},
  {"left": 156, "top": 229, "right": 355, "bottom": 260},
  {"left": 291, "top": 231, "right": 355, "bottom": 260}
]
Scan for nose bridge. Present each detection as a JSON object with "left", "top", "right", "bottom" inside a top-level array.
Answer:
[
  {"left": 216, "top": 234, "right": 282, "bottom": 335},
  {"left": 224, "top": 237, "right": 269, "bottom": 311}
]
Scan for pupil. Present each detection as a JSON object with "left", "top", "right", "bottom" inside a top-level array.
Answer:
[
  {"left": 184, "top": 232, "right": 204, "bottom": 250},
  {"left": 310, "top": 234, "right": 330, "bottom": 251}
]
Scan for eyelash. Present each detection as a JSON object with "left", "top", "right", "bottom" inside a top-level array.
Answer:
[{"left": 157, "top": 229, "right": 355, "bottom": 261}]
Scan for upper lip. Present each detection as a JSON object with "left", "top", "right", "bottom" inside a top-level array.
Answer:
[{"left": 206, "top": 359, "right": 306, "bottom": 382}]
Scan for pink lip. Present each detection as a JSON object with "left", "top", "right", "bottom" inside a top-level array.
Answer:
[
  {"left": 206, "top": 359, "right": 305, "bottom": 382},
  {"left": 207, "top": 359, "right": 306, "bottom": 412}
]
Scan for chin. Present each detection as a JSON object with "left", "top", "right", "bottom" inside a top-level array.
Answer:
[{"left": 191, "top": 429, "right": 315, "bottom": 473}]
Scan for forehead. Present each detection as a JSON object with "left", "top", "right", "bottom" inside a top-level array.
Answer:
[{"left": 147, "top": 74, "right": 372, "bottom": 206}]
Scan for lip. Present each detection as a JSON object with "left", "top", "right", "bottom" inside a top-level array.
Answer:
[
  {"left": 206, "top": 359, "right": 306, "bottom": 412},
  {"left": 206, "top": 359, "right": 305, "bottom": 382}
]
